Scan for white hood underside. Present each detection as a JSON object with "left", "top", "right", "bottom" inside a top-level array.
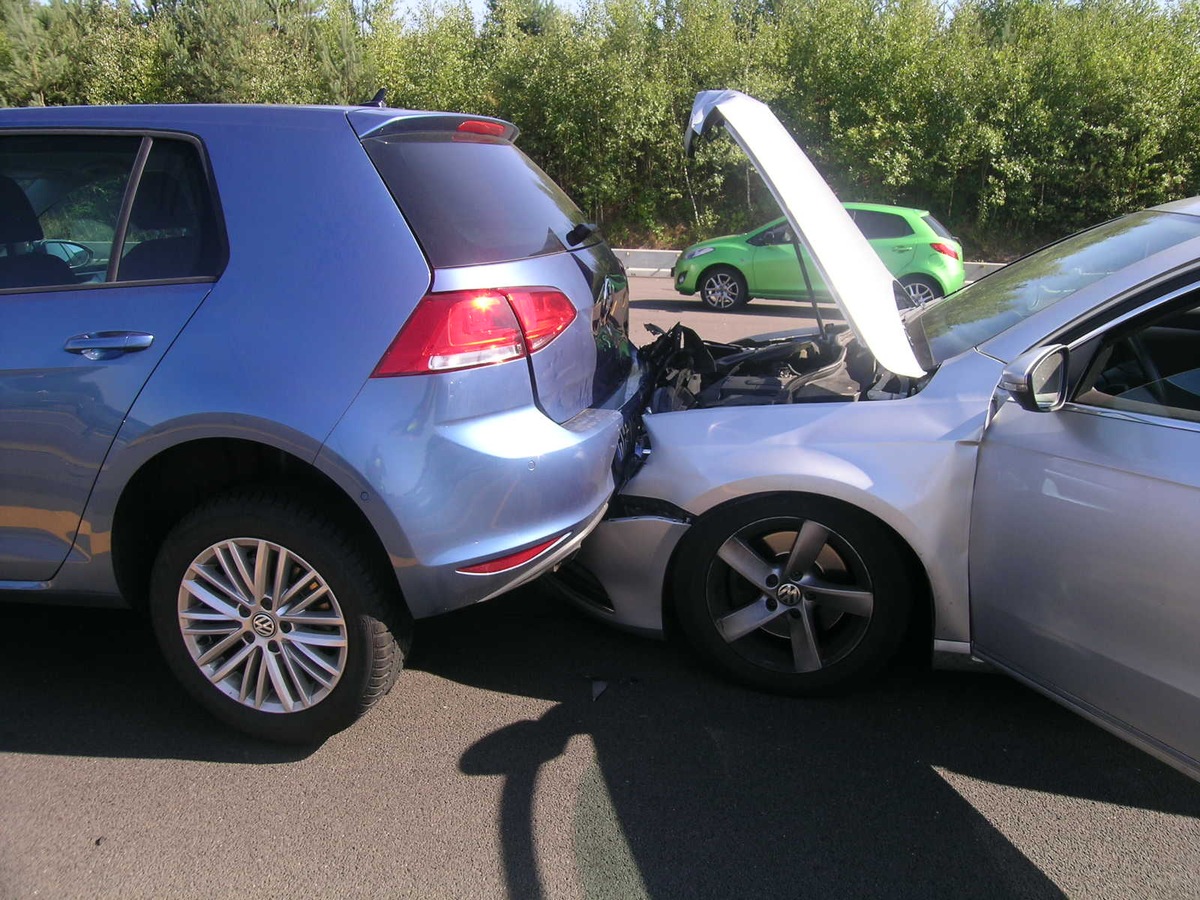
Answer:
[{"left": 686, "top": 90, "right": 926, "bottom": 379}]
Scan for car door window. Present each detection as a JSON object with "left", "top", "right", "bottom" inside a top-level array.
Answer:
[
  {"left": 853, "top": 210, "right": 914, "bottom": 240},
  {"left": 0, "top": 134, "right": 141, "bottom": 290},
  {"left": 1074, "top": 293, "right": 1200, "bottom": 423},
  {"left": 116, "top": 139, "right": 224, "bottom": 282},
  {"left": 758, "top": 224, "right": 793, "bottom": 246},
  {"left": 0, "top": 134, "right": 224, "bottom": 292}
]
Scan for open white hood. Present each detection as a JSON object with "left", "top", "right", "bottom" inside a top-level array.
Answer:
[{"left": 685, "top": 90, "right": 927, "bottom": 378}]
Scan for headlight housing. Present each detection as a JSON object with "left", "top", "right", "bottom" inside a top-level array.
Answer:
[{"left": 683, "top": 246, "right": 715, "bottom": 260}]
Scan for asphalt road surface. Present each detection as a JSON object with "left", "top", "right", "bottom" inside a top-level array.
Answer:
[
  {"left": 627, "top": 276, "right": 829, "bottom": 344},
  {"left": 3, "top": 279, "right": 1200, "bottom": 899}
]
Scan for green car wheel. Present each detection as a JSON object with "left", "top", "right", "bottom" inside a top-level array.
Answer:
[
  {"left": 700, "top": 266, "right": 749, "bottom": 310},
  {"left": 900, "top": 275, "right": 942, "bottom": 307}
]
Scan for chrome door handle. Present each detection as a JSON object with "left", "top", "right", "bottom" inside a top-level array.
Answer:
[
  {"left": 893, "top": 246, "right": 913, "bottom": 252},
  {"left": 64, "top": 331, "right": 155, "bottom": 360}
]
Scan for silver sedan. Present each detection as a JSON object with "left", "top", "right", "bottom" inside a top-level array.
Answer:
[{"left": 552, "top": 90, "right": 1200, "bottom": 781}]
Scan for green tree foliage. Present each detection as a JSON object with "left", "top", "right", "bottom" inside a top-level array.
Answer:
[{"left": 3, "top": 0, "right": 1200, "bottom": 256}]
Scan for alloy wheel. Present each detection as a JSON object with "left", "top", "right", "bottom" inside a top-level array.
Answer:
[
  {"left": 903, "top": 279, "right": 938, "bottom": 307},
  {"left": 176, "top": 538, "right": 348, "bottom": 714},
  {"left": 703, "top": 272, "right": 742, "bottom": 309},
  {"left": 706, "top": 517, "right": 874, "bottom": 674}
]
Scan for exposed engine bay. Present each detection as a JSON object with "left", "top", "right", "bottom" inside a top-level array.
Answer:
[{"left": 637, "top": 322, "right": 916, "bottom": 413}]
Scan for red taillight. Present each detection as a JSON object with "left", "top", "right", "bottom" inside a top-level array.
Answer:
[
  {"left": 507, "top": 289, "right": 577, "bottom": 352},
  {"left": 373, "top": 288, "right": 576, "bottom": 377},
  {"left": 931, "top": 242, "right": 960, "bottom": 260},
  {"left": 457, "top": 120, "right": 506, "bottom": 137},
  {"left": 457, "top": 534, "right": 566, "bottom": 574}
]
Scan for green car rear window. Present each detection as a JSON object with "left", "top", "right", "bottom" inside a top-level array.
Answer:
[{"left": 922, "top": 215, "right": 953, "bottom": 239}]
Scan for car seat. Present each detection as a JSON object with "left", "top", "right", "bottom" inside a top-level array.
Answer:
[
  {"left": 0, "top": 175, "right": 75, "bottom": 290},
  {"left": 118, "top": 172, "right": 207, "bottom": 282}
]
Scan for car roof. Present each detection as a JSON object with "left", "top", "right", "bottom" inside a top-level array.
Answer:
[
  {"left": 1153, "top": 196, "right": 1200, "bottom": 217},
  {"left": 0, "top": 104, "right": 515, "bottom": 136},
  {"left": 843, "top": 201, "right": 929, "bottom": 218}
]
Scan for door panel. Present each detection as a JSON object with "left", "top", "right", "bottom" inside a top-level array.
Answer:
[
  {"left": 0, "top": 283, "right": 210, "bottom": 579},
  {"left": 750, "top": 242, "right": 828, "bottom": 299},
  {"left": 851, "top": 209, "right": 916, "bottom": 274},
  {"left": 971, "top": 400, "right": 1200, "bottom": 770},
  {"left": 0, "top": 132, "right": 224, "bottom": 582}
]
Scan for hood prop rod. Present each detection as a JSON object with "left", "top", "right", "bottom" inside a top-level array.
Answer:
[{"left": 791, "top": 239, "right": 825, "bottom": 333}]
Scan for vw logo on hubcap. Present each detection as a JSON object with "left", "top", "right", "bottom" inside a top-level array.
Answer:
[
  {"left": 776, "top": 583, "right": 804, "bottom": 606},
  {"left": 251, "top": 612, "right": 277, "bottom": 638}
]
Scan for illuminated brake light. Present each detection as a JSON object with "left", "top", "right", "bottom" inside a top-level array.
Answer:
[
  {"left": 374, "top": 290, "right": 524, "bottom": 376},
  {"left": 372, "top": 288, "right": 576, "bottom": 377},
  {"left": 931, "top": 242, "right": 960, "bottom": 260},
  {"left": 458, "top": 120, "right": 506, "bottom": 137},
  {"left": 457, "top": 534, "right": 567, "bottom": 574}
]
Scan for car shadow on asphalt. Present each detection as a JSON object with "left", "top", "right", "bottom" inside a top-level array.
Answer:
[
  {"left": 0, "top": 602, "right": 314, "bottom": 764},
  {"left": 413, "top": 584, "right": 1200, "bottom": 900}
]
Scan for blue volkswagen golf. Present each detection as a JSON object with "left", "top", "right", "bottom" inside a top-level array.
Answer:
[{"left": 0, "top": 103, "right": 636, "bottom": 742}]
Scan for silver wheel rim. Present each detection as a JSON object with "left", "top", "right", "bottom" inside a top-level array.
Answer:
[
  {"left": 904, "top": 280, "right": 937, "bottom": 306},
  {"left": 177, "top": 538, "right": 348, "bottom": 714},
  {"left": 707, "top": 518, "right": 874, "bottom": 673},
  {"left": 703, "top": 272, "right": 741, "bottom": 309}
]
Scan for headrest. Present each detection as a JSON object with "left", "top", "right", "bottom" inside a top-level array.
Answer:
[
  {"left": 130, "top": 172, "right": 196, "bottom": 231},
  {"left": 0, "top": 175, "right": 45, "bottom": 244}
]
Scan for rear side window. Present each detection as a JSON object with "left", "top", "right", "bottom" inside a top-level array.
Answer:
[
  {"left": 854, "top": 210, "right": 915, "bottom": 240},
  {"left": 0, "top": 132, "right": 224, "bottom": 292},
  {"left": 116, "top": 139, "right": 224, "bottom": 283},
  {"left": 922, "top": 215, "right": 953, "bottom": 239},
  {"left": 364, "top": 134, "right": 592, "bottom": 268}
]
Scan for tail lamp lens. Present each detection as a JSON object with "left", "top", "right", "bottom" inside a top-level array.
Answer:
[
  {"left": 373, "top": 288, "right": 576, "bottom": 377},
  {"left": 507, "top": 289, "right": 577, "bottom": 352},
  {"left": 931, "top": 242, "right": 960, "bottom": 260}
]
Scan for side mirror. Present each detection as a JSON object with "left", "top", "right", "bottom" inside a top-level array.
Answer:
[{"left": 999, "top": 345, "right": 1068, "bottom": 412}]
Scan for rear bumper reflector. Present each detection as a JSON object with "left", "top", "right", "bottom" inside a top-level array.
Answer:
[{"left": 456, "top": 533, "right": 569, "bottom": 575}]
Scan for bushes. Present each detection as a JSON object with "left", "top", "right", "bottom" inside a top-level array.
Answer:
[{"left": 2, "top": 0, "right": 1199, "bottom": 256}]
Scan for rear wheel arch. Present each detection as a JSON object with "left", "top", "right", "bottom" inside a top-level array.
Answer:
[
  {"left": 148, "top": 485, "right": 409, "bottom": 741},
  {"left": 111, "top": 437, "right": 407, "bottom": 622}
]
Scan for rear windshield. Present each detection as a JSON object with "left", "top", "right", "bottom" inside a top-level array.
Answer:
[
  {"left": 363, "top": 133, "right": 592, "bottom": 268},
  {"left": 922, "top": 215, "right": 952, "bottom": 239}
]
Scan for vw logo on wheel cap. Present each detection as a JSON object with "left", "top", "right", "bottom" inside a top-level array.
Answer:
[
  {"left": 776, "top": 583, "right": 804, "bottom": 606},
  {"left": 251, "top": 612, "right": 277, "bottom": 637}
]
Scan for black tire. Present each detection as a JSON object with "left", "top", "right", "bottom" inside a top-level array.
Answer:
[
  {"left": 149, "top": 487, "right": 409, "bottom": 743},
  {"left": 673, "top": 494, "right": 913, "bottom": 695},
  {"left": 699, "top": 265, "right": 750, "bottom": 310},
  {"left": 899, "top": 275, "right": 942, "bottom": 309}
]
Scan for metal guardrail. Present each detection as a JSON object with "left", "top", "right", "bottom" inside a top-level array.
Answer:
[{"left": 614, "top": 248, "right": 1005, "bottom": 282}]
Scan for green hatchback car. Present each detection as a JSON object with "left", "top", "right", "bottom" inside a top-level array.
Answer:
[{"left": 673, "top": 203, "right": 965, "bottom": 310}]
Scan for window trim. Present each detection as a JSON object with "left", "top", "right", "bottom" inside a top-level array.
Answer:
[
  {"left": 107, "top": 135, "right": 152, "bottom": 283},
  {"left": 0, "top": 127, "right": 229, "bottom": 295},
  {"left": 1059, "top": 400, "right": 1200, "bottom": 437}
]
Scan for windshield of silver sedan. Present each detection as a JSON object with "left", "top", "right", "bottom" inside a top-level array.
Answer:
[{"left": 906, "top": 210, "right": 1200, "bottom": 366}]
